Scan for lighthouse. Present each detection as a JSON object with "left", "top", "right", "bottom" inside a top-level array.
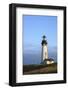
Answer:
[{"left": 41, "top": 35, "right": 48, "bottom": 62}]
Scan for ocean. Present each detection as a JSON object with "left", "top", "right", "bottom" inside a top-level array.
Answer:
[{"left": 23, "top": 51, "right": 57, "bottom": 65}]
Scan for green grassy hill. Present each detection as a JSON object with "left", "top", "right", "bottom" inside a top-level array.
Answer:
[{"left": 23, "top": 63, "right": 57, "bottom": 75}]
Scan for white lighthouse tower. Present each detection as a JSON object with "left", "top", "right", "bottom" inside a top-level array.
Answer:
[{"left": 41, "top": 35, "right": 48, "bottom": 62}]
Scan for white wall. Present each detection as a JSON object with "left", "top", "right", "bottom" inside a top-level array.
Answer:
[
  {"left": 0, "top": 0, "right": 68, "bottom": 89},
  {"left": 42, "top": 45, "right": 48, "bottom": 60}
]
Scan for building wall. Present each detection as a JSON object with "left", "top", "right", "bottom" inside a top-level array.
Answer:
[
  {"left": 42, "top": 44, "right": 48, "bottom": 61},
  {"left": 46, "top": 61, "right": 54, "bottom": 64}
]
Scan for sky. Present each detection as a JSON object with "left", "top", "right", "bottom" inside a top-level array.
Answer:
[{"left": 23, "top": 15, "right": 57, "bottom": 65}]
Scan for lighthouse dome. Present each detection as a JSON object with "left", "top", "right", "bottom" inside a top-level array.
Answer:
[{"left": 41, "top": 35, "right": 47, "bottom": 45}]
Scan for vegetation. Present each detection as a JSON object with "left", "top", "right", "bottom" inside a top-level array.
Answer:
[{"left": 23, "top": 63, "right": 57, "bottom": 75}]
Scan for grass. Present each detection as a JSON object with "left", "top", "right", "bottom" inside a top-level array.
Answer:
[{"left": 23, "top": 63, "right": 57, "bottom": 75}]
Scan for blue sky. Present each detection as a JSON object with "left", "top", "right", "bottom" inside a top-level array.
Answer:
[{"left": 23, "top": 15, "right": 57, "bottom": 64}]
